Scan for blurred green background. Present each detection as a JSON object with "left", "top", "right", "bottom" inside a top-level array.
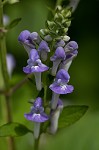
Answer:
[{"left": 0, "top": 0, "right": 99, "bottom": 149}]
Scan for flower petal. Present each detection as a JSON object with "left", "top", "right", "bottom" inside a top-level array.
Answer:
[
  {"left": 50, "top": 83, "right": 74, "bottom": 94},
  {"left": 29, "top": 32, "right": 41, "bottom": 44},
  {"left": 29, "top": 49, "right": 39, "bottom": 62},
  {"left": 56, "top": 69, "right": 70, "bottom": 82},
  {"left": 50, "top": 47, "right": 66, "bottom": 61},
  {"left": 38, "top": 40, "right": 50, "bottom": 52},
  {"left": 33, "top": 97, "right": 42, "bottom": 108},
  {"left": 18, "top": 30, "right": 30, "bottom": 42},
  {"left": 24, "top": 113, "right": 49, "bottom": 122},
  {"left": 23, "top": 65, "right": 31, "bottom": 74},
  {"left": 65, "top": 41, "right": 78, "bottom": 52}
]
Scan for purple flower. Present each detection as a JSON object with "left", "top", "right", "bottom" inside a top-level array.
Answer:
[
  {"left": 50, "top": 47, "right": 66, "bottom": 76},
  {"left": 24, "top": 97, "right": 48, "bottom": 122},
  {"left": 24, "top": 97, "right": 49, "bottom": 139},
  {"left": 23, "top": 49, "right": 49, "bottom": 90},
  {"left": 38, "top": 40, "right": 50, "bottom": 61},
  {"left": 18, "top": 30, "right": 35, "bottom": 55},
  {"left": 55, "top": 40, "right": 65, "bottom": 48},
  {"left": 23, "top": 49, "right": 48, "bottom": 73},
  {"left": 60, "top": 41, "right": 78, "bottom": 71},
  {"left": 6, "top": 53, "right": 16, "bottom": 77},
  {"left": 50, "top": 99, "right": 63, "bottom": 134},
  {"left": 29, "top": 32, "right": 41, "bottom": 44},
  {"left": 49, "top": 69, "right": 73, "bottom": 109},
  {"left": 64, "top": 41, "right": 78, "bottom": 52}
]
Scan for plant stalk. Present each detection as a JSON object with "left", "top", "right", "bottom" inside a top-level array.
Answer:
[
  {"left": 34, "top": 136, "right": 40, "bottom": 150},
  {"left": 0, "top": 1, "right": 15, "bottom": 150}
]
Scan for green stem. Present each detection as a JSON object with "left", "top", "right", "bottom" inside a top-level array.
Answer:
[
  {"left": 44, "top": 85, "right": 47, "bottom": 105},
  {"left": 56, "top": 0, "right": 62, "bottom": 6},
  {"left": 5, "top": 96, "right": 16, "bottom": 150},
  {"left": 34, "top": 137, "right": 40, "bottom": 150},
  {"left": 0, "top": 1, "right": 3, "bottom": 26},
  {"left": 0, "top": 1, "right": 15, "bottom": 150},
  {"left": 0, "top": 0, "right": 9, "bottom": 89},
  {"left": 0, "top": 36, "right": 10, "bottom": 89}
]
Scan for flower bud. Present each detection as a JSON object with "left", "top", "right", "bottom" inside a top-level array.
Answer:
[{"left": 40, "top": 29, "right": 49, "bottom": 35}]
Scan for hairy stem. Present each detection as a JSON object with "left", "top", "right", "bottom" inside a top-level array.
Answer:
[
  {"left": 5, "top": 96, "right": 16, "bottom": 150},
  {"left": 44, "top": 85, "right": 47, "bottom": 105},
  {"left": 34, "top": 136, "right": 40, "bottom": 150}
]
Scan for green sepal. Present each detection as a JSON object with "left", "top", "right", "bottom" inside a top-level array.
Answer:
[
  {"left": 58, "top": 105, "right": 88, "bottom": 129},
  {"left": 0, "top": 122, "right": 32, "bottom": 137},
  {"left": 40, "top": 120, "right": 50, "bottom": 133},
  {"left": 40, "top": 29, "right": 49, "bottom": 36},
  {"left": 46, "top": 21, "right": 55, "bottom": 28}
]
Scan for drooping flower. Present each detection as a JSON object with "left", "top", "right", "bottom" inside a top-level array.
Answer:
[
  {"left": 49, "top": 69, "right": 73, "bottom": 109},
  {"left": 64, "top": 41, "right": 78, "bottom": 52},
  {"left": 38, "top": 40, "right": 50, "bottom": 61},
  {"left": 60, "top": 41, "right": 78, "bottom": 71},
  {"left": 49, "top": 99, "right": 63, "bottom": 134},
  {"left": 18, "top": 30, "right": 35, "bottom": 55},
  {"left": 24, "top": 97, "right": 49, "bottom": 139},
  {"left": 29, "top": 32, "right": 41, "bottom": 44},
  {"left": 50, "top": 47, "right": 66, "bottom": 76},
  {"left": 23, "top": 49, "right": 49, "bottom": 90}
]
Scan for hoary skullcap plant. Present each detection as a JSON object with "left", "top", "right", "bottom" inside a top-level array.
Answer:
[{"left": 0, "top": 1, "right": 88, "bottom": 150}]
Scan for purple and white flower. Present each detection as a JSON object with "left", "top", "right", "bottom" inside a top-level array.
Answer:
[
  {"left": 24, "top": 97, "right": 49, "bottom": 139},
  {"left": 50, "top": 47, "right": 66, "bottom": 76},
  {"left": 38, "top": 40, "right": 50, "bottom": 61},
  {"left": 23, "top": 49, "right": 49, "bottom": 90},
  {"left": 49, "top": 69, "right": 73, "bottom": 109}
]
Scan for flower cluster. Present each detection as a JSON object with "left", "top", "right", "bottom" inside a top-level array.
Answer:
[{"left": 18, "top": 6, "right": 78, "bottom": 138}]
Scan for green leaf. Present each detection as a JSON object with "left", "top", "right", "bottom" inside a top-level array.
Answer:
[
  {"left": 6, "top": 18, "right": 21, "bottom": 29},
  {"left": 58, "top": 105, "right": 88, "bottom": 129},
  {"left": 0, "top": 122, "right": 31, "bottom": 137}
]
